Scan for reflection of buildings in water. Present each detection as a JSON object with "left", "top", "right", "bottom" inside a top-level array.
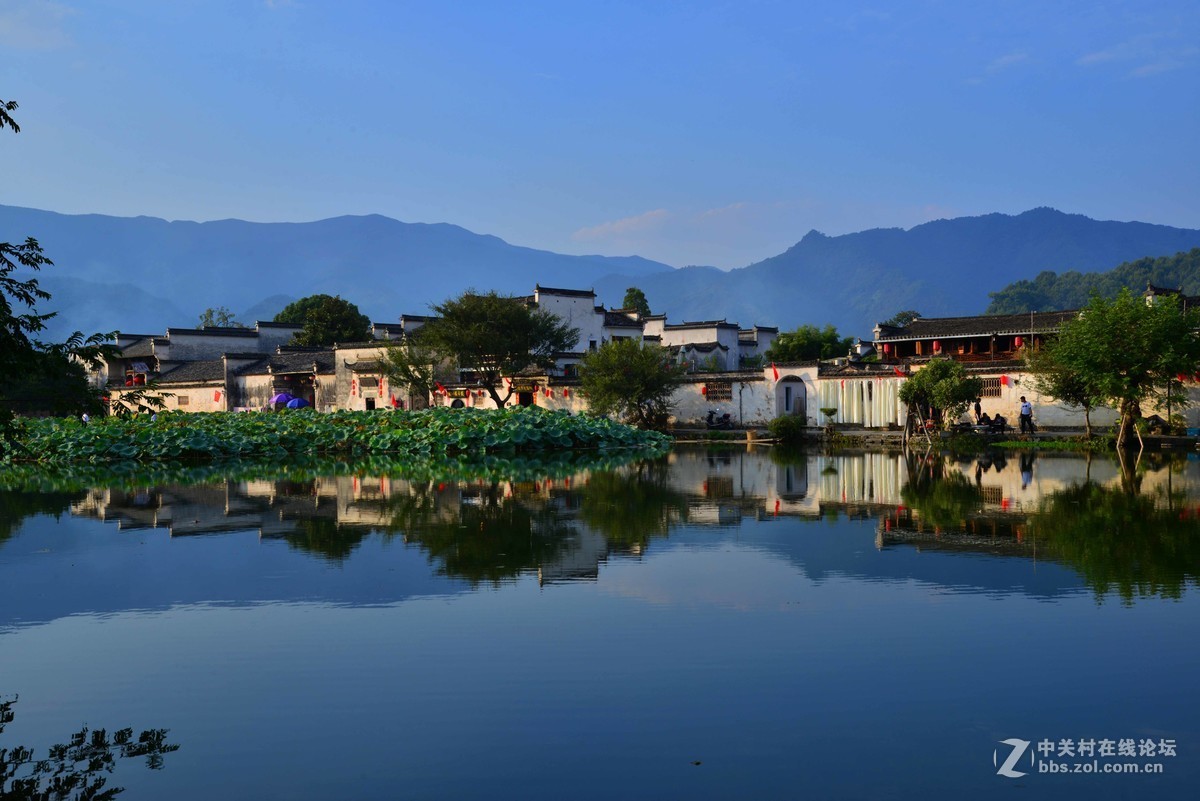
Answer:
[{"left": 64, "top": 449, "right": 1200, "bottom": 586}]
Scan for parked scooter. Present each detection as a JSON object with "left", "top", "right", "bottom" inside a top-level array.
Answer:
[{"left": 706, "top": 409, "right": 734, "bottom": 430}]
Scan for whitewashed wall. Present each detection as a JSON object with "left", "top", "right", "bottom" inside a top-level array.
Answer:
[{"left": 534, "top": 291, "right": 604, "bottom": 350}]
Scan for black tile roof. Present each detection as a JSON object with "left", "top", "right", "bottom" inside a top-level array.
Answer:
[
  {"left": 665, "top": 320, "right": 739, "bottom": 330},
  {"left": 157, "top": 359, "right": 226, "bottom": 384},
  {"left": 678, "top": 341, "right": 729, "bottom": 353},
  {"left": 535, "top": 285, "right": 595, "bottom": 298},
  {"left": 270, "top": 351, "right": 335, "bottom": 375},
  {"left": 119, "top": 337, "right": 157, "bottom": 358},
  {"left": 603, "top": 310, "right": 642, "bottom": 327},
  {"left": 166, "top": 326, "right": 262, "bottom": 338},
  {"left": 875, "top": 310, "right": 1079, "bottom": 341}
]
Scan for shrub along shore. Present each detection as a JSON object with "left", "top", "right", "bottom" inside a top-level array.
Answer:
[{"left": 2, "top": 407, "right": 671, "bottom": 465}]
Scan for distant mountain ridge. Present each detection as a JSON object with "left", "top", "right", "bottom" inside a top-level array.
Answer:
[
  {"left": 4, "top": 204, "right": 1200, "bottom": 341},
  {"left": 0, "top": 205, "right": 672, "bottom": 339},
  {"left": 592, "top": 208, "right": 1200, "bottom": 337}
]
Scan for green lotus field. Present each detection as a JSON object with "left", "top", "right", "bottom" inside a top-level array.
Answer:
[{"left": 3, "top": 407, "right": 671, "bottom": 465}]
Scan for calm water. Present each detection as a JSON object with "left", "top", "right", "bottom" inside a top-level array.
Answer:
[{"left": 2, "top": 447, "right": 1198, "bottom": 800}]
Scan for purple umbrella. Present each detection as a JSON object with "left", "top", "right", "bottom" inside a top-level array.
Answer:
[
  {"left": 269, "top": 392, "right": 295, "bottom": 404},
  {"left": 285, "top": 397, "right": 310, "bottom": 409}
]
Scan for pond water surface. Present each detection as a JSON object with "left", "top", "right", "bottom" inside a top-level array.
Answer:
[{"left": 1, "top": 447, "right": 1198, "bottom": 800}]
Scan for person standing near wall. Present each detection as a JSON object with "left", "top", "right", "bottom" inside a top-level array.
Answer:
[{"left": 1019, "top": 396, "right": 1034, "bottom": 434}]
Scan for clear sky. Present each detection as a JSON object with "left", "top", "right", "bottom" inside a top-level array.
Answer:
[{"left": 3, "top": 0, "right": 1198, "bottom": 268}]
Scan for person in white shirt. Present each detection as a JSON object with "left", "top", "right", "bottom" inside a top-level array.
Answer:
[{"left": 1018, "top": 396, "right": 1034, "bottom": 434}]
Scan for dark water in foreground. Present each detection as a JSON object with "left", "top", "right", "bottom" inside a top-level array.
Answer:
[{"left": 1, "top": 447, "right": 1198, "bottom": 800}]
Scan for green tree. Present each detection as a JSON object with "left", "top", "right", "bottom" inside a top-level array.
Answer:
[
  {"left": 1044, "top": 289, "right": 1200, "bottom": 449},
  {"left": 417, "top": 290, "right": 579, "bottom": 408},
  {"left": 0, "top": 97, "right": 117, "bottom": 444},
  {"left": 198, "top": 306, "right": 242, "bottom": 328},
  {"left": 580, "top": 339, "right": 684, "bottom": 430},
  {"left": 0, "top": 98, "right": 17, "bottom": 133},
  {"left": 1026, "top": 339, "right": 1104, "bottom": 439},
  {"left": 379, "top": 329, "right": 456, "bottom": 407},
  {"left": 881, "top": 309, "right": 921, "bottom": 328},
  {"left": 765, "top": 324, "right": 853, "bottom": 362},
  {"left": 274, "top": 294, "right": 370, "bottom": 346},
  {"left": 897, "top": 358, "right": 983, "bottom": 429},
  {"left": 622, "top": 286, "right": 651, "bottom": 317}
]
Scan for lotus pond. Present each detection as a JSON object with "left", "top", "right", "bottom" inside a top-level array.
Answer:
[{"left": 2, "top": 407, "right": 670, "bottom": 464}]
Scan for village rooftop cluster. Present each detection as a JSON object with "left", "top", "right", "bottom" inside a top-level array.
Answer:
[{"left": 97, "top": 284, "right": 1200, "bottom": 432}]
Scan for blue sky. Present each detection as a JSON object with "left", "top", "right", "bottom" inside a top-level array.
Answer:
[{"left": 3, "top": 0, "right": 1198, "bottom": 268}]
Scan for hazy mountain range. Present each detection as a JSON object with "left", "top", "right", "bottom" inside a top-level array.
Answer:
[{"left": 4, "top": 204, "right": 1200, "bottom": 342}]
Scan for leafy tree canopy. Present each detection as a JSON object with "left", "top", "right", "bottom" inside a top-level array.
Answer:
[
  {"left": 580, "top": 339, "right": 684, "bottom": 430},
  {"left": 1039, "top": 289, "right": 1200, "bottom": 449},
  {"left": 622, "top": 286, "right": 651, "bottom": 317},
  {"left": 379, "top": 328, "right": 456, "bottom": 408},
  {"left": 987, "top": 248, "right": 1200, "bottom": 314},
  {"left": 198, "top": 306, "right": 243, "bottom": 328},
  {"left": 274, "top": 294, "right": 370, "bottom": 347},
  {"left": 419, "top": 290, "right": 579, "bottom": 408},
  {"left": 765, "top": 324, "right": 853, "bottom": 362},
  {"left": 898, "top": 357, "right": 983, "bottom": 428},
  {"left": 1026, "top": 336, "right": 1105, "bottom": 438},
  {"left": 881, "top": 309, "right": 921, "bottom": 328},
  {"left": 2, "top": 108, "right": 116, "bottom": 440},
  {"left": 0, "top": 97, "right": 17, "bottom": 133}
]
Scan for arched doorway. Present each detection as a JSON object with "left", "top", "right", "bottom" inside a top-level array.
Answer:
[{"left": 776, "top": 376, "right": 806, "bottom": 420}]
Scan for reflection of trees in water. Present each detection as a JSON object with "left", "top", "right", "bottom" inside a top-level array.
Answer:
[
  {"left": 390, "top": 482, "right": 577, "bottom": 586},
  {"left": 0, "top": 696, "right": 178, "bottom": 800},
  {"left": 577, "top": 458, "right": 688, "bottom": 546},
  {"left": 1031, "top": 482, "right": 1200, "bottom": 603},
  {"left": 899, "top": 455, "right": 983, "bottom": 531},
  {"left": 0, "top": 490, "right": 79, "bottom": 545},
  {"left": 383, "top": 458, "right": 689, "bottom": 582},
  {"left": 894, "top": 452, "right": 1200, "bottom": 602},
  {"left": 282, "top": 517, "right": 368, "bottom": 562}
]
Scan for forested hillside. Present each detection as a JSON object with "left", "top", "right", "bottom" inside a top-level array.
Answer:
[{"left": 986, "top": 248, "right": 1200, "bottom": 313}]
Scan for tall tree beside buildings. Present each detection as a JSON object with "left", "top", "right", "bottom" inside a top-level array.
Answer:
[
  {"left": 274, "top": 294, "right": 371, "bottom": 347},
  {"left": 417, "top": 290, "right": 579, "bottom": 408},
  {"left": 1025, "top": 341, "right": 1104, "bottom": 439},
  {"left": 580, "top": 339, "right": 684, "bottom": 430},
  {"left": 622, "top": 287, "right": 651, "bottom": 317},
  {"left": 897, "top": 358, "right": 983, "bottom": 430},
  {"left": 765, "top": 324, "right": 854, "bottom": 362},
  {"left": 1035, "top": 289, "right": 1200, "bottom": 450},
  {"left": 379, "top": 329, "right": 456, "bottom": 409},
  {"left": 1, "top": 98, "right": 114, "bottom": 448}
]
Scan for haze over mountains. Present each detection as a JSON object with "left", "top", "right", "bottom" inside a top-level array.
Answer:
[{"left": 4, "top": 204, "right": 1200, "bottom": 342}]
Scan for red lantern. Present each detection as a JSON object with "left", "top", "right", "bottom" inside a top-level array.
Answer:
[
  {"left": 1000, "top": 375, "right": 1009, "bottom": 386},
  {"left": 563, "top": 388, "right": 570, "bottom": 398},
  {"left": 701, "top": 385, "right": 708, "bottom": 396},
  {"left": 882, "top": 343, "right": 890, "bottom": 354},
  {"left": 1014, "top": 336, "right": 1024, "bottom": 348},
  {"left": 932, "top": 340, "right": 941, "bottom": 352}
]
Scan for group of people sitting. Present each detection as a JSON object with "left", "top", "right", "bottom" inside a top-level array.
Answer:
[{"left": 974, "top": 411, "right": 1009, "bottom": 433}]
